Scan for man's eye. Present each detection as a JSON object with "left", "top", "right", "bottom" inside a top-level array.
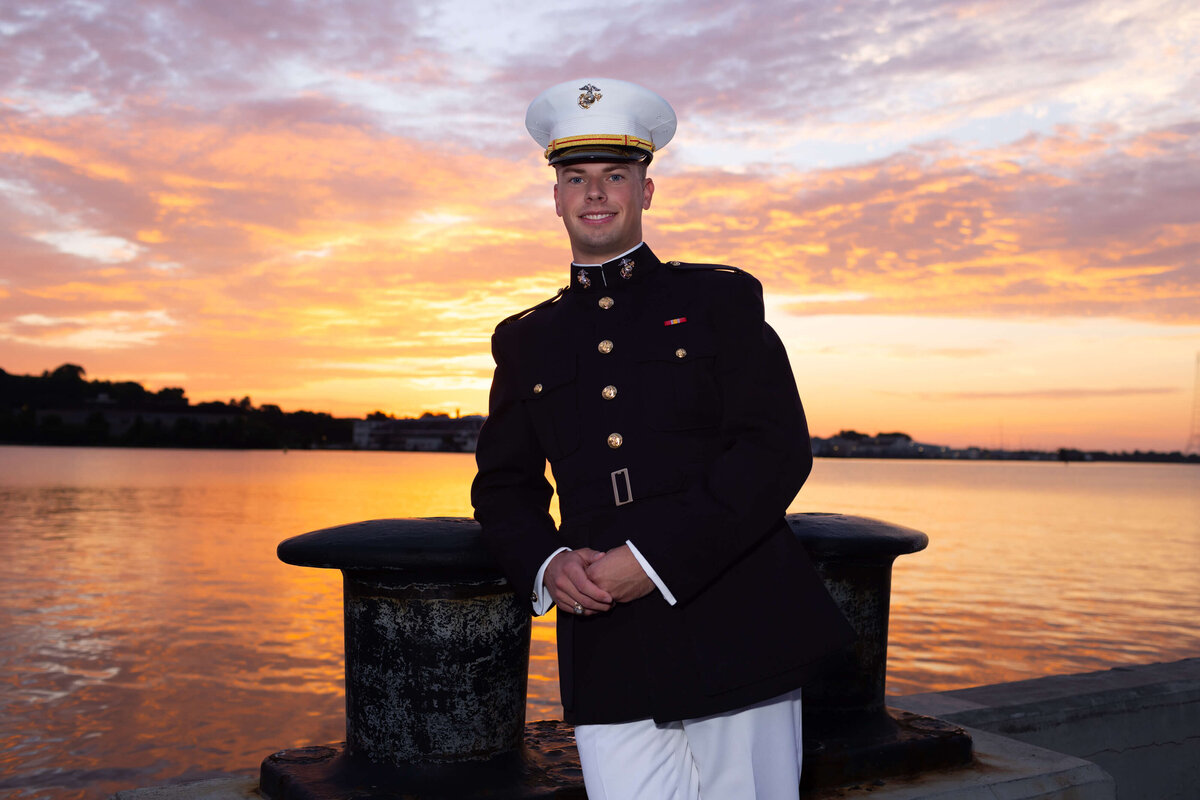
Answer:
[
  {"left": 607, "top": 174, "right": 625, "bottom": 182},
  {"left": 568, "top": 176, "right": 584, "bottom": 184}
]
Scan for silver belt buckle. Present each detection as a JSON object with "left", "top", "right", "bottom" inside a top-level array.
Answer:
[{"left": 611, "top": 468, "right": 633, "bottom": 506}]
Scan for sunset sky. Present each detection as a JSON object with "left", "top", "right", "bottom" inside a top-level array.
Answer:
[{"left": 2, "top": 0, "right": 1198, "bottom": 451}]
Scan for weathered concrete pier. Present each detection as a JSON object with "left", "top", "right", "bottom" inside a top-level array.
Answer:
[{"left": 113, "top": 513, "right": 1199, "bottom": 799}]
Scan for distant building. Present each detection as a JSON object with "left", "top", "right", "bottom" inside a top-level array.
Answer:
[{"left": 353, "top": 415, "right": 485, "bottom": 452}]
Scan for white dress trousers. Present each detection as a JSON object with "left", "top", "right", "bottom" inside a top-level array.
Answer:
[{"left": 573, "top": 688, "right": 803, "bottom": 800}]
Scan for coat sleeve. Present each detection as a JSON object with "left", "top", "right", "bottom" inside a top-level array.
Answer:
[
  {"left": 621, "top": 273, "right": 813, "bottom": 604},
  {"left": 470, "top": 324, "right": 563, "bottom": 609}
]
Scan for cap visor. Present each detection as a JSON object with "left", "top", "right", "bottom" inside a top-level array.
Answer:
[{"left": 549, "top": 146, "right": 651, "bottom": 166}]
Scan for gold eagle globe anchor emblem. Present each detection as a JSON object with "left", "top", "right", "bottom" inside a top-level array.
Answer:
[{"left": 578, "top": 84, "right": 602, "bottom": 109}]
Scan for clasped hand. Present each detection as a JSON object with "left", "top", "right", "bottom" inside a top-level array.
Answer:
[{"left": 544, "top": 545, "right": 655, "bottom": 616}]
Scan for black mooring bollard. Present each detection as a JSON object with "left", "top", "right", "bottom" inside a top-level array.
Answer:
[
  {"left": 788, "top": 512, "right": 973, "bottom": 789},
  {"left": 261, "top": 513, "right": 969, "bottom": 798},
  {"left": 259, "top": 518, "right": 583, "bottom": 799}
]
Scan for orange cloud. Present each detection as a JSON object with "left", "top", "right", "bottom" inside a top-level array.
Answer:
[
  {"left": 0, "top": 131, "right": 132, "bottom": 183},
  {"left": 2, "top": 96, "right": 1197, "bottom": 449},
  {"left": 639, "top": 125, "right": 1199, "bottom": 325}
]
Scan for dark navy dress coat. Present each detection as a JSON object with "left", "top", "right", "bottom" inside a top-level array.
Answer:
[{"left": 471, "top": 244, "right": 853, "bottom": 725}]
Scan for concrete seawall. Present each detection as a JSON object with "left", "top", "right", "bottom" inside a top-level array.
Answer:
[
  {"left": 115, "top": 657, "right": 1199, "bottom": 799},
  {"left": 894, "top": 657, "right": 1200, "bottom": 800}
]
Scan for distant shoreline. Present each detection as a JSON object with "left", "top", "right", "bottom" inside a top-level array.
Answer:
[
  {"left": 809, "top": 431, "right": 1199, "bottom": 464},
  {"left": 1, "top": 440, "right": 1196, "bottom": 464},
  {"left": 4, "top": 366, "right": 1196, "bottom": 464}
]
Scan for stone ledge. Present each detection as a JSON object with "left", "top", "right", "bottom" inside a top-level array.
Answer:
[
  {"left": 807, "top": 725, "right": 1114, "bottom": 799},
  {"left": 112, "top": 775, "right": 259, "bottom": 800},
  {"left": 896, "top": 658, "right": 1200, "bottom": 733},
  {"left": 113, "top": 723, "right": 1115, "bottom": 800},
  {"left": 893, "top": 658, "right": 1199, "bottom": 800}
]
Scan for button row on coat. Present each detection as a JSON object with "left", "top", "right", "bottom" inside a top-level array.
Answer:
[{"left": 597, "top": 313, "right": 618, "bottom": 441}]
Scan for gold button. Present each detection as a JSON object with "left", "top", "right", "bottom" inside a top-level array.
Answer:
[
  {"left": 530, "top": 592, "right": 538, "bottom": 603},
  {"left": 598, "top": 339, "right": 614, "bottom": 354},
  {"left": 602, "top": 385, "right": 617, "bottom": 400},
  {"left": 675, "top": 348, "right": 687, "bottom": 359},
  {"left": 598, "top": 296, "right": 614, "bottom": 310},
  {"left": 533, "top": 383, "right": 543, "bottom": 394},
  {"left": 607, "top": 432, "right": 623, "bottom": 449}
]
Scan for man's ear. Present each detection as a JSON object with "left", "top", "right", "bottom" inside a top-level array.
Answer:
[
  {"left": 554, "top": 181, "right": 563, "bottom": 218},
  {"left": 642, "top": 177, "right": 654, "bottom": 210}
]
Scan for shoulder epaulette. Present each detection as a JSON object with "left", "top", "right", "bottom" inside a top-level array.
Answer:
[
  {"left": 665, "top": 260, "right": 746, "bottom": 275},
  {"left": 497, "top": 286, "right": 568, "bottom": 328}
]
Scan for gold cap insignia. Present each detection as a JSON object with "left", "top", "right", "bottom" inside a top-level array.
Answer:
[{"left": 578, "top": 83, "right": 602, "bottom": 109}]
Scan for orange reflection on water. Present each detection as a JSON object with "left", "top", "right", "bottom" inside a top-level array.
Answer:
[
  {"left": 3, "top": 447, "right": 1197, "bottom": 800},
  {"left": 797, "top": 459, "right": 1200, "bottom": 696},
  {"left": 1, "top": 448, "right": 489, "bottom": 799}
]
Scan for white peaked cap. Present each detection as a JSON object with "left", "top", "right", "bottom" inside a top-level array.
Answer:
[{"left": 525, "top": 78, "right": 677, "bottom": 165}]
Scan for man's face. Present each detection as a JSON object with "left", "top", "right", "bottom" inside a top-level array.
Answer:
[{"left": 554, "top": 161, "right": 654, "bottom": 263}]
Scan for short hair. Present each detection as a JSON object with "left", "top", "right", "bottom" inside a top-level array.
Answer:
[{"left": 553, "top": 161, "right": 649, "bottom": 180}]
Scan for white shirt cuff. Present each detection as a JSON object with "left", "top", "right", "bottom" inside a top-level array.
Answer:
[
  {"left": 531, "top": 546, "right": 571, "bottom": 616},
  {"left": 626, "top": 540, "right": 677, "bottom": 606}
]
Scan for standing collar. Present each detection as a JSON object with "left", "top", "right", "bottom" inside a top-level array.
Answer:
[{"left": 568, "top": 243, "right": 661, "bottom": 291}]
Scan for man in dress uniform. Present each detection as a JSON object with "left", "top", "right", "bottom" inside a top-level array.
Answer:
[{"left": 471, "top": 78, "right": 854, "bottom": 799}]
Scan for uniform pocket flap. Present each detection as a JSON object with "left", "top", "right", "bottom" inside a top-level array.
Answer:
[{"left": 520, "top": 357, "right": 578, "bottom": 399}]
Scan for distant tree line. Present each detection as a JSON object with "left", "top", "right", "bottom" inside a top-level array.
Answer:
[
  {"left": 812, "top": 429, "right": 1198, "bottom": 464},
  {"left": 1, "top": 364, "right": 353, "bottom": 449},
  {"left": 5, "top": 365, "right": 1195, "bottom": 461}
]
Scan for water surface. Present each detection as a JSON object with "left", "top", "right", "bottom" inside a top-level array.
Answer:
[{"left": 1, "top": 446, "right": 1196, "bottom": 798}]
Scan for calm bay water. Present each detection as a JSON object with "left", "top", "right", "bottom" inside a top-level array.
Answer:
[{"left": 1, "top": 445, "right": 1197, "bottom": 798}]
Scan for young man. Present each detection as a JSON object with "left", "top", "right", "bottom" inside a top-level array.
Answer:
[{"left": 472, "top": 78, "right": 853, "bottom": 799}]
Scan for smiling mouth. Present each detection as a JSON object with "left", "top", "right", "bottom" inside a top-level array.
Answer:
[{"left": 581, "top": 212, "right": 616, "bottom": 222}]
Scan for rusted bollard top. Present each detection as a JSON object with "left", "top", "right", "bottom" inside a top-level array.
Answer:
[
  {"left": 277, "top": 517, "right": 501, "bottom": 580},
  {"left": 787, "top": 512, "right": 928, "bottom": 560}
]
